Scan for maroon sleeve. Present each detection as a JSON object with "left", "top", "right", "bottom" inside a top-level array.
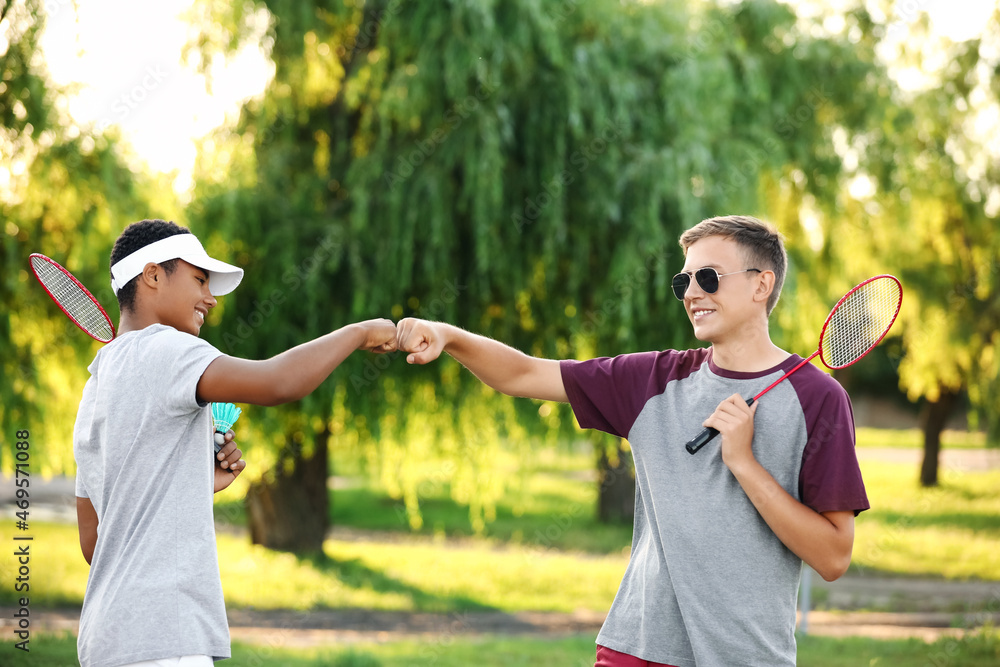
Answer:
[
  {"left": 792, "top": 369, "right": 870, "bottom": 515},
  {"left": 559, "top": 349, "right": 708, "bottom": 439}
]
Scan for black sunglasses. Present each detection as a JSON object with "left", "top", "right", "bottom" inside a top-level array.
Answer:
[{"left": 671, "top": 267, "right": 761, "bottom": 301}]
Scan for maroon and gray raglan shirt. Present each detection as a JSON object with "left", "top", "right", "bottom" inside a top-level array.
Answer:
[{"left": 560, "top": 347, "right": 869, "bottom": 667}]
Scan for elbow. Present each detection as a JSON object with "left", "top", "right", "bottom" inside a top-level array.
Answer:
[
  {"left": 815, "top": 552, "right": 852, "bottom": 582},
  {"left": 80, "top": 540, "right": 94, "bottom": 565},
  {"left": 268, "top": 382, "right": 306, "bottom": 406},
  {"left": 256, "top": 372, "right": 303, "bottom": 406}
]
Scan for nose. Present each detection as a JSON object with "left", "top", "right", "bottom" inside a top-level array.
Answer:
[{"left": 683, "top": 277, "right": 705, "bottom": 300}]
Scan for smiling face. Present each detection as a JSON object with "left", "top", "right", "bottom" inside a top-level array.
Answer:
[
  {"left": 154, "top": 260, "right": 217, "bottom": 336},
  {"left": 679, "top": 236, "right": 765, "bottom": 344}
]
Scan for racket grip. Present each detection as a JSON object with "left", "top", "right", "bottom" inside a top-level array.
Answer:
[
  {"left": 686, "top": 397, "right": 756, "bottom": 455},
  {"left": 685, "top": 427, "right": 719, "bottom": 455}
]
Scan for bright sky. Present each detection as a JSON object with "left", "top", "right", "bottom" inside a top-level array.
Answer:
[
  {"left": 38, "top": 0, "right": 997, "bottom": 195},
  {"left": 40, "top": 0, "right": 272, "bottom": 193}
]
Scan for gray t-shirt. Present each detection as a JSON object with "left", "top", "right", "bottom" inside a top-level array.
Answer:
[
  {"left": 74, "top": 324, "right": 229, "bottom": 666},
  {"left": 561, "top": 348, "right": 868, "bottom": 667}
]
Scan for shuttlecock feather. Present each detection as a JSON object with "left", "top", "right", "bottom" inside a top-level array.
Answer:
[{"left": 211, "top": 402, "right": 242, "bottom": 452}]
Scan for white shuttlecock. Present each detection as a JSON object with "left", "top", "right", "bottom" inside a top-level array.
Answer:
[{"left": 211, "top": 402, "right": 242, "bottom": 452}]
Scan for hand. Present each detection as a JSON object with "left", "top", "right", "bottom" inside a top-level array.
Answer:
[
  {"left": 395, "top": 318, "right": 447, "bottom": 365},
  {"left": 703, "top": 393, "right": 758, "bottom": 472},
  {"left": 356, "top": 318, "right": 397, "bottom": 353},
  {"left": 214, "top": 430, "right": 246, "bottom": 492}
]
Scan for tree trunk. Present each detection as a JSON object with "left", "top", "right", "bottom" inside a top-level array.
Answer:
[
  {"left": 919, "top": 389, "right": 959, "bottom": 487},
  {"left": 246, "top": 426, "right": 330, "bottom": 552},
  {"left": 597, "top": 438, "right": 635, "bottom": 524}
]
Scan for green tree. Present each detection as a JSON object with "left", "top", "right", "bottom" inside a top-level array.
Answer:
[
  {"left": 764, "top": 6, "right": 1000, "bottom": 486},
  {"left": 185, "top": 0, "right": 896, "bottom": 549},
  {"left": 1, "top": 0, "right": 171, "bottom": 472},
  {"left": 833, "top": 9, "right": 1000, "bottom": 485}
]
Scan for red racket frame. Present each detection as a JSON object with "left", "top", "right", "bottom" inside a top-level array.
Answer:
[
  {"left": 751, "top": 274, "right": 903, "bottom": 402},
  {"left": 686, "top": 274, "right": 903, "bottom": 454},
  {"left": 28, "top": 253, "right": 117, "bottom": 343}
]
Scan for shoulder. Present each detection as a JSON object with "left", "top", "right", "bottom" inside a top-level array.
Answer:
[
  {"left": 787, "top": 358, "right": 850, "bottom": 405},
  {"left": 562, "top": 347, "right": 709, "bottom": 382},
  {"left": 559, "top": 348, "right": 712, "bottom": 401},
  {"left": 657, "top": 347, "right": 711, "bottom": 381},
  {"left": 140, "top": 324, "right": 219, "bottom": 355}
]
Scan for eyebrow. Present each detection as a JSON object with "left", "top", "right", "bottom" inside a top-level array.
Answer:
[{"left": 679, "top": 263, "right": 723, "bottom": 273}]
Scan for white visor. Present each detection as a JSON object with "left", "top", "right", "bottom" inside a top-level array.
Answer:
[{"left": 110, "top": 234, "right": 244, "bottom": 296}]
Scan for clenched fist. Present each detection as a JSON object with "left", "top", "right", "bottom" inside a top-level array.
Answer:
[{"left": 395, "top": 318, "right": 448, "bottom": 364}]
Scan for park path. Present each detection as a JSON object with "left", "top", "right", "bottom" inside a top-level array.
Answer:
[
  {"left": 855, "top": 446, "right": 1000, "bottom": 471},
  {"left": 5, "top": 604, "right": 1000, "bottom": 647}
]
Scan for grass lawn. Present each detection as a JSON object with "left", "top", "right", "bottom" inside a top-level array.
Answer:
[
  {"left": 5, "top": 430, "right": 997, "bottom": 616},
  {"left": 0, "top": 521, "right": 625, "bottom": 613},
  {"left": 4, "top": 631, "right": 999, "bottom": 666},
  {"left": 217, "top": 445, "right": 636, "bottom": 555},
  {"left": 853, "top": 461, "right": 1000, "bottom": 580},
  {"left": 216, "top": 431, "right": 1000, "bottom": 584}
]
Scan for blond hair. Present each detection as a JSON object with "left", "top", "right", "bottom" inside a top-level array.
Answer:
[{"left": 679, "top": 215, "right": 787, "bottom": 315}]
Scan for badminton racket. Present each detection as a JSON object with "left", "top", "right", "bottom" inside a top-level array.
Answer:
[
  {"left": 29, "top": 253, "right": 116, "bottom": 343},
  {"left": 29, "top": 252, "right": 240, "bottom": 458},
  {"left": 686, "top": 274, "right": 903, "bottom": 455}
]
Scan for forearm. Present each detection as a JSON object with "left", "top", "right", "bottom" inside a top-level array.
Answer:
[
  {"left": 199, "top": 324, "right": 368, "bottom": 406},
  {"left": 263, "top": 324, "right": 367, "bottom": 403},
  {"left": 729, "top": 460, "right": 854, "bottom": 581},
  {"left": 440, "top": 324, "right": 566, "bottom": 401}
]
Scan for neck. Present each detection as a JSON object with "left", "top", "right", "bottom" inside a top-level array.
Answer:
[
  {"left": 117, "top": 311, "right": 156, "bottom": 336},
  {"left": 710, "top": 325, "right": 789, "bottom": 373}
]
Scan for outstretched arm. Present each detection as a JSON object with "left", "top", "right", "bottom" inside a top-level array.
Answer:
[
  {"left": 197, "top": 319, "right": 397, "bottom": 406},
  {"left": 705, "top": 394, "right": 855, "bottom": 581},
  {"left": 396, "top": 319, "right": 568, "bottom": 402}
]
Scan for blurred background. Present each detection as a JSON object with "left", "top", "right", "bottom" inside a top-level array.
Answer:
[{"left": 2, "top": 1, "right": 999, "bottom": 664}]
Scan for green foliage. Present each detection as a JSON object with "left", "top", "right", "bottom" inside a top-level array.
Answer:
[
  {"left": 0, "top": 0, "right": 51, "bottom": 151},
  {"left": 185, "top": 0, "right": 896, "bottom": 529},
  {"left": 799, "top": 9, "right": 1000, "bottom": 441},
  {"left": 0, "top": 2, "right": 171, "bottom": 472}
]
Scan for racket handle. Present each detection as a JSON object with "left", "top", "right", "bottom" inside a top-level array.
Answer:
[
  {"left": 686, "top": 397, "right": 756, "bottom": 455},
  {"left": 685, "top": 427, "right": 719, "bottom": 455}
]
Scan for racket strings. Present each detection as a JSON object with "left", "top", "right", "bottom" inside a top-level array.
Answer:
[
  {"left": 31, "top": 257, "right": 115, "bottom": 342},
  {"left": 821, "top": 277, "right": 901, "bottom": 368}
]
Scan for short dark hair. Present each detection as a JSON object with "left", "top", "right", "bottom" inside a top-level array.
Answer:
[
  {"left": 110, "top": 219, "right": 191, "bottom": 313},
  {"left": 678, "top": 215, "right": 787, "bottom": 316}
]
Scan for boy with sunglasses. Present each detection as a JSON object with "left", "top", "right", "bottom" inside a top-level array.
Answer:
[{"left": 395, "top": 215, "right": 868, "bottom": 666}]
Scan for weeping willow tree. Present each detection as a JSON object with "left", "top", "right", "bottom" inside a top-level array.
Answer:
[
  {"left": 1, "top": 0, "right": 170, "bottom": 472},
  {"left": 185, "top": 0, "right": 892, "bottom": 550}
]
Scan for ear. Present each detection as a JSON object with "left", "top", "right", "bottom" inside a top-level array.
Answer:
[
  {"left": 139, "top": 263, "right": 161, "bottom": 291},
  {"left": 753, "top": 270, "right": 775, "bottom": 306}
]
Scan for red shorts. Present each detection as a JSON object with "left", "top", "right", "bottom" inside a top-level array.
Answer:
[{"left": 595, "top": 645, "right": 679, "bottom": 667}]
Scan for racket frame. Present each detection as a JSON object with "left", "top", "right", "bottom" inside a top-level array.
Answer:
[
  {"left": 686, "top": 274, "right": 903, "bottom": 454},
  {"left": 29, "top": 253, "right": 117, "bottom": 343}
]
